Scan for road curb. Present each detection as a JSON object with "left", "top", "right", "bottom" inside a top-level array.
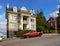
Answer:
[{"left": 43, "top": 33, "right": 58, "bottom": 36}]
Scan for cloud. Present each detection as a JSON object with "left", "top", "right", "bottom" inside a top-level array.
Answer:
[
  {"left": 0, "top": 22, "right": 6, "bottom": 28},
  {"left": 0, "top": 13, "right": 5, "bottom": 18},
  {"left": 0, "top": 21, "right": 6, "bottom": 34},
  {"left": 50, "top": 10, "right": 59, "bottom": 17},
  {"left": 0, "top": 13, "right": 6, "bottom": 34},
  {"left": 0, "top": 5, "right": 2, "bottom": 9},
  {"left": 0, "top": 13, "right": 6, "bottom": 22}
]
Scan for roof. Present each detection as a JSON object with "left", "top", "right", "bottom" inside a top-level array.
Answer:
[{"left": 48, "top": 17, "right": 54, "bottom": 22}]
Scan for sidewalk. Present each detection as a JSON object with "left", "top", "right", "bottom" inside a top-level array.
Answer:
[{"left": 43, "top": 33, "right": 58, "bottom": 36}]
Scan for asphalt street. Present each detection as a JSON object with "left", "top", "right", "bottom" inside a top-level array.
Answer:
[{"left": 0, "top": 34, "right": 60, "bottom": 46}]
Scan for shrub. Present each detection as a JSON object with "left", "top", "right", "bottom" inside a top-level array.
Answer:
[
  {"left": 37, "top": 26, "right": 44, "bottom": 32},
  {"left": 17, "top": 30, "right": 31, "bottom": 37},
  {"left": 17, "top": 31, "right": 23, "bottom": 37},
  {"left": 44, "top": 30, "right": 55, "bottom": 33}
]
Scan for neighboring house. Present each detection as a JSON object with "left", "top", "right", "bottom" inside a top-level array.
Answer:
[
  {"left": 6, "top": 4, "right": 36, "bottom": 38},
  {"left": 48, "top": 17, "right": 55, "bottom": 30}
]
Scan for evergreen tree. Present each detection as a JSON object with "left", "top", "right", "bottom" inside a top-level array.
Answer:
[
  {"left": 57, "top": 6, "right": 60, "bottom": 33},
  {"left": 56, "top": 2, "right": 60, "bottom": 33},
  {"left": 57, "top": 15, "right": 60, "bottom": 33},
  {"left": 36, "top": 11, "right": 48, "bottom": 32}
]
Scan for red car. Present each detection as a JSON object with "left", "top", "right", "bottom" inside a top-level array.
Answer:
[{"left": 23, "top": 31, "right": 43, "bottom": 38}]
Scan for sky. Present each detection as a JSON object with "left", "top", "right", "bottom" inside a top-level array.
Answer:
[{"left": 0, "top": 0, "right": 59, "bottom": 33}]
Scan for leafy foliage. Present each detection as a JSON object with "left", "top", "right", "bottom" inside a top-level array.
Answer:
[
  {"left": 57, "top": 16, "right": 60, "bottom": 33},
  {"left": 36, "top": 11, "right": 50, "bottom": 32},
  {"left": 17, "top": 30, "right": 31, "bottom": 37}
]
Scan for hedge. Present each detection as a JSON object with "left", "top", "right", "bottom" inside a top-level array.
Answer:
[{"left": 17, "top": 30, "right": 31, "bottom": 37}]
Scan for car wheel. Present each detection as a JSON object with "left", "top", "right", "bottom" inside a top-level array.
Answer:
[
  {"left": 39, "top": 34, "right": 42, "bottom": 37},
  {"left": 26, "top": 36, "right": 30, "bottom": 38}
]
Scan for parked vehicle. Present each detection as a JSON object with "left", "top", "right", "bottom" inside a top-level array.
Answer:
[
  {"left": 0, "top": 33, "right": 6, "bottom": 42},
  {"left": 23, "top": 31, "right": 43, "bottom": 38},
  {"left": 0, "top": 37, "right": 3, "bottom": 42}
]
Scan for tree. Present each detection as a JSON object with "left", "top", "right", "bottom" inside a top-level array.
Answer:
[
  {"left": 36, "top": 11, "right": 48, "bottom": 32},
  {"left": 57, "top": 15, "right": 60, "bottom": 33}
]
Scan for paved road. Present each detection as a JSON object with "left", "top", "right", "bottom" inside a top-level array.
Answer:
[{"left": 0, "top": 34, "right": 60, "bottom": 46}]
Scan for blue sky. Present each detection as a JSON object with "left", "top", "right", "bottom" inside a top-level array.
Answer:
[{"left": 0, "top": 0, "right": 59, "bottom": 22}]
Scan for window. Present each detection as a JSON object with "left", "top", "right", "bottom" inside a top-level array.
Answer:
[
  {"left": 10, "top": 15, "right": 17, "bottom": 20},
  {"left": 31, "top": 18, "right": 34, "bottom": 22},
  {"left": 13, "top": 6, "right": 17, "bottom": 12},
  {"left": 10, "top": 15, "right": 13, "bottom": 20},
  {"left": 10, "top": 23, "right": 17, "bottom": 28},
  {"left": 23, "top": 17, "right": 27, "bottom": 20},
  {"left": 31, "top": 25, "right": 34, "bottom": 29},
  {"left": 13, "top": 16, "right": 17, "bottom": 20}
]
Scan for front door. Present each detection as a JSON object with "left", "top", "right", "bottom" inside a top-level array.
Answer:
[{"left": 23, "top": 24, "right": 27, "bottom": 30}]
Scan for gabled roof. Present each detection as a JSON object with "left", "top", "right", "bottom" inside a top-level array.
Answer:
[{"left": 48, "top": 17, "right": 54, "bottom": 22}]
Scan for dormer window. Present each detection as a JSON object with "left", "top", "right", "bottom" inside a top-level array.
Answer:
[
  {"left": 13, "top": 6, "right": 17, "bottom": 12},
  {"left": 30, "top": 9, "right": 35, "bottom": 15},
  {"left": 21, "top": 6, "right": 27, "bottom": 11}
]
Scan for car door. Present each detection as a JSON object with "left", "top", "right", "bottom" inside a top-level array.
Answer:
[{"left": 29, "top": 32, "right": 37, "bottom": 36}]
